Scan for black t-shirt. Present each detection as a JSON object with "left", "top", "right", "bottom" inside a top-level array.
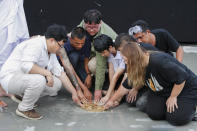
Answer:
[
  {"left": 140, "top": 43, "right": 158, "bottom": 51},
  {"left": 122, "top": 43, "right": 158, "bottom": 89},
  {"left": 152, "top": 29, "right": 180, "bottom": 56},
  {"left": 123, "top": 52, "right": 197, "bottom": 102},
  {"left": 122, "top": 43, "right": 158, "bottom": 88}
]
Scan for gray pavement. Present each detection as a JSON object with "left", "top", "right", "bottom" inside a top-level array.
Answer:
[{"left": 0, "top": 46, "right": 197, "bottom": 131}]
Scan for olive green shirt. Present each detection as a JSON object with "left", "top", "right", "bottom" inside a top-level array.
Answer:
[{"left": 79, "top": 20, "right": 117, "bottom": 90}]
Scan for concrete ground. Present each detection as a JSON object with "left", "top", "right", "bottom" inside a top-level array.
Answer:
[{"left": 0, "top": 46, "right": 197, "bottom": 131}]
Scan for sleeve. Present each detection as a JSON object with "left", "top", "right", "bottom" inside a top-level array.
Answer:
[
  {"left": 119, "top": 59, "right": 125, "bottom": 70},
  {"left": 78, "top": 20, "right": 84, "bottom": 28},
  {"left": 21, "top": 41, "right": 43, "bottom": 73},
  {"left": 140, "top": 43, "right": 159, "bottom": 51},
  {"left": 21, "top": 41, "right": 43, "bottom": 62},
  {"left": 162, "top": 29, "right": 180, "bottom": 52},
  {"left": 95, "top": 51, "right": 107, "bottom": 90},
  {"left": 108, "top": 55, "right": 112, "bottom": 63},
  {"left": 159, "top": 58, "right": 188, "bottom": 85},
  {"left": 109, "top": 29, "right": 118, "bottom": 41},
  {"left": 101, "top": 21, "right": 117, "bottom": 40}
]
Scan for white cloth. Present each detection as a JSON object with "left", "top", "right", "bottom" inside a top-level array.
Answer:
[
  {"left": 0, "top": 36, "right": 63, "bottom": 93},
  {"left": 108, "top": 51, "right": 125, "bottom": 72},
  {"left": 0, "top": 0, "right": 29, "bottom": 70}
]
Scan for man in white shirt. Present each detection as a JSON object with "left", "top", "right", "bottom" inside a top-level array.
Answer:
[
  {"left": 93, "top": 34, "right": 126, "bottom": 105},
  {"left": 0, "top": 24, "right": 82, "bottom": 120}
]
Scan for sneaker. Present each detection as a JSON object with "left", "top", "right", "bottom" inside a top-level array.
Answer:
[
  {"left": 11, "top": 95, "right": 38, "bottom": 108},
  {"left": 192, "top": 112, "right": 197, "bottom": 121},
  {"left": 16, "top": 109, "right": 43, "bottom": 120}
]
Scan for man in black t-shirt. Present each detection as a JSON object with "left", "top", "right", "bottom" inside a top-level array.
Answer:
[
  {"left": 114, "top": 33, "right": 158, "bottom": 52},
  {"left": 128, "top": 20, "right": 184, "bottom": 62}
]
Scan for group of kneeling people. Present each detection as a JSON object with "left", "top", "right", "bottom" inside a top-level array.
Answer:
[{"left": 0, "top": 9, "right": 197, "bottom": 126}]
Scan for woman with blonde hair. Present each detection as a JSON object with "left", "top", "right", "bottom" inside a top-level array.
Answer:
[{"left": 120, "top": 42, "right": 197, "bottom": 126}]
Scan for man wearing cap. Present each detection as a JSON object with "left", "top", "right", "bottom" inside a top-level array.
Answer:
[{"left": 128, "top": 20, "right": 184, "bottom": 62}]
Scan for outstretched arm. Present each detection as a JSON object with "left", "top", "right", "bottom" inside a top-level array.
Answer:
[
  {"left": 57, "top": 48, "right": 90, "bottom": 102},
  {"left": 57, "top": 48, "right": 80, "bottom": 89},
  {"left": 58, "top": 72, "right": 83, "bottom": 107},
  {"left": 100, "top": 64, "right": 124, "bottom": 104},
  {"left": 176, "top": 46, "right": 184, "bottom": 63},
  {"left": 104, "top": 85, "right": 129, "bottom": 109}
]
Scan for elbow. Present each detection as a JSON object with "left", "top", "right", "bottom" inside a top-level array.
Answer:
[
  {"left": 21, "top": 62, "right": 33, "bottom": 73},
  {"left": 176, "top": 46, "right": 184, "bottom": 62}
]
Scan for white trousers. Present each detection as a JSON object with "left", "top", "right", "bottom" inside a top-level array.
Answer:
[{"left": 8, "top": 73, "right": 62, "bottom": 111}]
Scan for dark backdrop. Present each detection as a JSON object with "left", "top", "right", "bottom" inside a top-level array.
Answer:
[{"left": 24, "top": 0, "right": 197, "bottom": 43}]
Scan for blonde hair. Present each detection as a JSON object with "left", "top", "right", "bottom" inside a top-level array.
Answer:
[{"left": 121, "top": 42, "right": 147, "bottom": 87}]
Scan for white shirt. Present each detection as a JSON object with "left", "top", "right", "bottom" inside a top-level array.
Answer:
[
  {"left": 0, "top": 36, "right": 63, "bottom": 92},
  {"left": 108, "top": 51, "right": 125, "bottom": 72}
]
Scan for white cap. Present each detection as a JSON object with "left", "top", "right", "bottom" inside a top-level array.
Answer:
[{"left": 128, "top": 25, "right": 142, "bottom": 36}]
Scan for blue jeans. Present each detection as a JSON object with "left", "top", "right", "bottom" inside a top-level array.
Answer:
[{"left": 68, "top": 52, "right": 87, "bottom": 82}]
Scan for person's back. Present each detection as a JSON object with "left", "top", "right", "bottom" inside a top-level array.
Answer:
[
  {"left": 140, "top": 43, "right": 158, "bottom": 51},
  {"left": 151, "top": 28, "right": 179, "bottom": 55},
  {"left": 0, "top": 37, "right": 44, "bottom": 80}
]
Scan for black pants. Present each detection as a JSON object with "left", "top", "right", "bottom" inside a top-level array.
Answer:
[
  {"left": 122, "top": 78, "right": 149, "bottom": 112},
  {"left": 102, "top": 74, "right": 124, "bottom": 91},
  {"left": 146, "top": 91, "right": 196, "bottom": 126}
]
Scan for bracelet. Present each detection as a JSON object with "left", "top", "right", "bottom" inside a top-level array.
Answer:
[{"left": 45, "top": 76, "right": 48, "bottom": 83}]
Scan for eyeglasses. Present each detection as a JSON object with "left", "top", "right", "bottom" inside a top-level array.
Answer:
[
  {"left": 56, "top": 41, "right": 64, "bottom": 48},
  {"left": 63, "top": 38, "right": 67, "bottom": 43},
  {"left": 84, "top": 24, "right": 100, "bottom": 30}
]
